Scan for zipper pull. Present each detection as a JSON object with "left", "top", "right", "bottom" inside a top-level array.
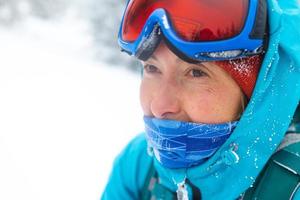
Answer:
[{"left": 176, "top": 180, "right": 189, "bottom": 200}]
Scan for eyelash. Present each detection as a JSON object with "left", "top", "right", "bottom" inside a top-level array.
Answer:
[
  {"left": 143, "top": 64, "right": 207, "bottom": 78},
  {"left": 188, "top": 68, "right": 207, "bottom": 78},
  {"left": 143, "top": 64, "right": 159, "bottom": 74}
]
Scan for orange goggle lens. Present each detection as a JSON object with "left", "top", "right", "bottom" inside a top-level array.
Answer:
[{"left": 122, "top": 0, "right": 249, "bottom": 42}]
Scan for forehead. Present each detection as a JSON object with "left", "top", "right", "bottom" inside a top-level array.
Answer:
[
  {"left": 146, "top": 42, "right": 220, "bottom": 71},
  {"left": 146, "top": 41, "right": 203, "bottom": 69}
]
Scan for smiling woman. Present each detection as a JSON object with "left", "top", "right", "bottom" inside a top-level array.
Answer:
[{"left": 102, "top": 0, "right": 300, "bottom": 199}]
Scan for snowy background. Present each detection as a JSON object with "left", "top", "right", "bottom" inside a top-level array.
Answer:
[{"left": 0, "top": 1, "right": 143, "bottom": 199}]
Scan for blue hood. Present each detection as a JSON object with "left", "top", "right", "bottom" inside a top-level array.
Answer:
[{"left": 154, "top": 0, "right": 300, "bottom": 199}]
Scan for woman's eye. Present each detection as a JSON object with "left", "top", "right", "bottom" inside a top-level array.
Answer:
[
  {"left": 189, "top": 69, "right": 206, "bottom": 77},
  {"left": 144, "top": 65, "right": 159, "bottom": 73}
]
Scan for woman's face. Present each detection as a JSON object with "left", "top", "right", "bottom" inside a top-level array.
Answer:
[{"left": 140, "top": 42, "right": 244, "bottom": 124}]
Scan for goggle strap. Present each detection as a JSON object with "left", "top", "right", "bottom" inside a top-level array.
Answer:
[
  {"left": 120, "top": 48, "right": 133, "bottom": 56},
  {"left": 162, "top": 34, "right": 200, "bottom": 64},
  {"left": 249, "top": 0, "right": 267, "bottom": 40},
  {"left": 136, "top": 25, "right": 162, "bottom": 61}
]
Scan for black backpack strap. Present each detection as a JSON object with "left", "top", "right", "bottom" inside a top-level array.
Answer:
[
  {"left": 186, "top": 178, "right": 202, "bottom": 200},
  {"left": 243, "top": 141, "right": 300, "bottom": 200}
]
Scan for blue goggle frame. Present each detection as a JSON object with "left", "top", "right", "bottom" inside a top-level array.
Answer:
[{"left": 118, "top": 0, "right": 267, "bottom": 62}]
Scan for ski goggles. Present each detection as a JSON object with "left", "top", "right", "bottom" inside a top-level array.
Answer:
[{"left": 118, "top": 0, "right": 267, "bottom": 62}]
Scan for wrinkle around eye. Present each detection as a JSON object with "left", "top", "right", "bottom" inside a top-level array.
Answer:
[{"left": 185, "top": 66, "right": 209, "bottom": 79}]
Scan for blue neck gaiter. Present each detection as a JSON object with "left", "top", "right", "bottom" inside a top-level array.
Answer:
[{"left": 144, "top": 116, "right": 238, "bottom": 169}]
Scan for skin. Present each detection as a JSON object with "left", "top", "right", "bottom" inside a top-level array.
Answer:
[{"left": 140, "top": 42, "right": 244, "bottom": 124}]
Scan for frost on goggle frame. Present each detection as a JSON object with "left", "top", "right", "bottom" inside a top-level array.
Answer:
[{"left": 195, "top": 47, "right": 264, "bottom": 60}]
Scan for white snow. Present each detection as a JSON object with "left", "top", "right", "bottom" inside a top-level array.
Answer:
[{"left": 0, "top": 13, "right": 143, "bottom": 200}]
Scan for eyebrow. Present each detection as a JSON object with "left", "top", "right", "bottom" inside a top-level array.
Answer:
[
  {"left": 196, "top": 62, "right": 214, "bottom": 77},
  {"left": 149, "top": 55, "right": 183, "bottom": 64},
  {"left": 149, "top": 55, "right": 158, "bottom": 61}
]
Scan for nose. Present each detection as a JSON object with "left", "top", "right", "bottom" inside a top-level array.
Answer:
[{"left": 150, "top": 81, "right": 181, "bottom": 119}]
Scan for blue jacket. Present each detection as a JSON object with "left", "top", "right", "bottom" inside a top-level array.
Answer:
[{"left": 102, "top": 0, "right": 300, "bottom": 199}]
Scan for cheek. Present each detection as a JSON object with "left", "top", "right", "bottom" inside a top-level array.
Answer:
[
  {"left": 184, "top": 89, "right": 220, "bottom": 123},
  {"left": 184, "top": 85, "right": 242, "bottom": 123},
  {"left": 216, "top": 87, "right": 243, "bottom": 119},
  {"left": 207, "top": 87, "right": 242, "bottom": 122}
]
